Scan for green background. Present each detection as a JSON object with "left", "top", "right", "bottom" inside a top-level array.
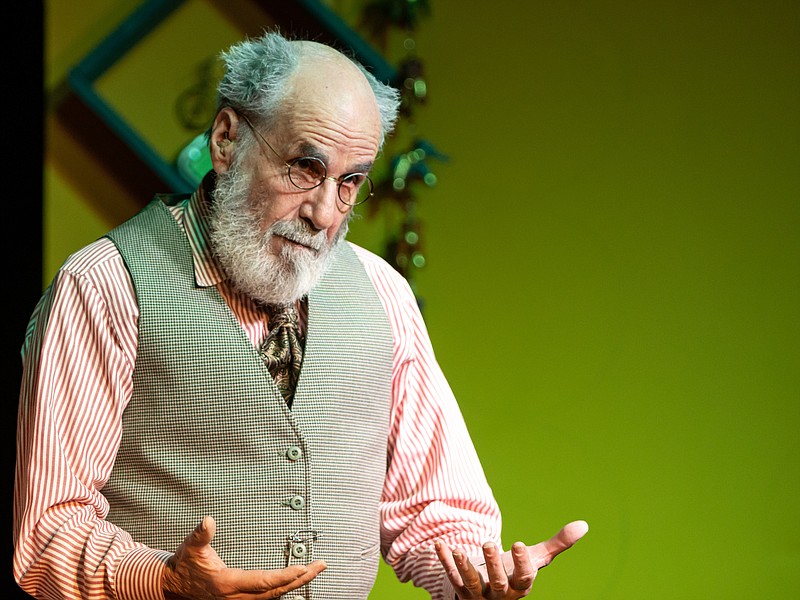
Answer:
[{"left": 43, "top": 0, "right": 799, "bottom": 598}]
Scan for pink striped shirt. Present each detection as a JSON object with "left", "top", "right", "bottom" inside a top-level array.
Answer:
[{"left": 13, "top": 189, "right": 501, "bottom": 599}]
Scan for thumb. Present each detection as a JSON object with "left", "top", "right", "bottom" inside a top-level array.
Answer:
[
  {"left": 559, "top": 520, "right": 589, "bottom": 546},
  {"left": 528, "top": 519, "right": 589, "bottom": 570},
  {"left": 187, "top": 516, "right": 216, "bottom": 548}
]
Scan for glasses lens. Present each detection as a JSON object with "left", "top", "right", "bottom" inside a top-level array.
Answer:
[
  {"left": 338, "top": 173, "right": 374, "bottom": 206},
  {"left": 288, "top": 157, "right": 327, "bottom": 189}
]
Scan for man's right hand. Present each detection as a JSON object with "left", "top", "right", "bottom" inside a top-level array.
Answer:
[{"left": 162, "top": 516, "right": 326, "bottom": 600}]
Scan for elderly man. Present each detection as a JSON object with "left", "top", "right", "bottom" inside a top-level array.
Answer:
[{"left": 13, "top": 31, "right": 586, "bottom": 600}]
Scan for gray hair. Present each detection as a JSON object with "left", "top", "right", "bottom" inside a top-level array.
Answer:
[{"left": 215, "top": 30, "right": 400, "bottom": 148}]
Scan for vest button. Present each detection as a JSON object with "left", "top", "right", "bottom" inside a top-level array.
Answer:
[
  {"left": 291, "top": 542, "right": 308, "bottom": 558},
  {"left": 289, "top": 495, "right": 305, "bottom": 510},
  {"left": 286, "top": 446, "right": 303, "bottom": 461}
]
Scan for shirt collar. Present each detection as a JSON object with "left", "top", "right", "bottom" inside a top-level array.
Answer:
[{"left": 184, "top": 173, "right": 227, "bottom": 288}]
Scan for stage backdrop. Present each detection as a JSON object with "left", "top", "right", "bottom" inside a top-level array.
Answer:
[{"left": 40, "top": 0, "right": 798, "bottom": 598}]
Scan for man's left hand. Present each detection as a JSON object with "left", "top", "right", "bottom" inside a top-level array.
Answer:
[{"left": 434, "top": 520, "right": 589, "bottom": 599}]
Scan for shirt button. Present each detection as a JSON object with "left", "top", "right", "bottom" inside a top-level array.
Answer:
[
  {"left": 289, "top": 596, "right": 305, "bottom": 600},
  {"left": 289, "top": 495, "right": 305, "bottom": 510},
  {"left": 291, "top": 542, "right": 308, "bottom": 558},
  {"left": 286, "top": 446, "right": 303, "bottom": 461}
]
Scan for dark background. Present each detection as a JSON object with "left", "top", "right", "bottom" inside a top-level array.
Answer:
[{"left": 5, "top": 3, "right": 43, "bottom": 596}]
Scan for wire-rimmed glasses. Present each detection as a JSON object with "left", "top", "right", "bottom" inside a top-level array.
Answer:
[{"left": 238, "top": 112, "right": 374, "bottom": 206}]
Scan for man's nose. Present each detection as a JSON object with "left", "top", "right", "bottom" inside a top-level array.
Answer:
[{"left": 299, "top": 179, "right": 345, "bottom": 233}]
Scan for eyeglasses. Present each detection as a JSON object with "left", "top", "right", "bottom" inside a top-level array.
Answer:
[{"left": 238, "top": 112, "right": 374, "bottom": 206}]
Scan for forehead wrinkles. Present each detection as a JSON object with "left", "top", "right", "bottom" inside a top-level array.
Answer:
[
  {"left": 306, "top": 122, "right": 379, "bottom": 155},
  {"left": 277, "top": 53, "right": 381, "bottom": 158},
  {"left": 278, "top": 108, "right": 380, "bottom": 164}
]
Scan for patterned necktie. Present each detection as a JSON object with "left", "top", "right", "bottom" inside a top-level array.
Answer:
[{"left": 259, "top": 303, "right": 304, "bottom": 407}]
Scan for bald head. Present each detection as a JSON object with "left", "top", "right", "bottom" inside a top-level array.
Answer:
[
  {"left": 282, "top": 41, "right": 382, "bottom": 142},
  {"left": 214, "top": 31, "right": 400, "bottom": 147},
  {"left": 291, "top": 39, "right": 378, "bottom": 99}
]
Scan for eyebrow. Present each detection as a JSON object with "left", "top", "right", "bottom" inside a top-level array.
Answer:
[{"left": 296, "top": 142, "right": 374, "bottom": 175}]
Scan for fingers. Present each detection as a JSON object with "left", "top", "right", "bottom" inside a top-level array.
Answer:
[
  {"left": 253, "top": 561, "right": 325, "bottom": 599},
  {"left": 221, "top": 560, "right": 327, "bottom": 595},
  {"left": 435, "top": 521, "right": 588, "bottom": 599},
  {"left": 436, "top": 540, "right": 534, "bottom": 600},
  {"left": 507, "top": 541, "right": 535, "bottom": 593},
  {"left": 434, "top": 540, "right": 463, "bottom": 588},
  {"left": 166, "top": 518, "right": 327, "bottom": 599},
  {"left": 187, "top": 515, "right": 216, "bottom": 548},
  {"left": 453, "top": 547, "right": 485, "bottom": 598},
  {"left": 529, "top": 520, "right": 589, "bottom": 570},
  {"left": 482, "top": 542, "right": 509, "bottom": 596},
  {"left": 435, "top": 539, "right": 484, "bottom": 598},
  {"left": 560, "top": 520, "right": 590, "bottom": 545}
]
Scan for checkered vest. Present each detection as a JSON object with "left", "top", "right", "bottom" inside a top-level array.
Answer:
[{"left": 104, "top": 197, "right": 393, "bottom": 599}]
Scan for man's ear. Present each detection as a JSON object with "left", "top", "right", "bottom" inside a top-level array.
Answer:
[{"left": 209, "top": 108, "right": 240, "bottom": 174}]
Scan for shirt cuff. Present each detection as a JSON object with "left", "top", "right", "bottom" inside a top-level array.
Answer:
[{"left": 115, "top": 546, "right": 172, "bottom": 600}]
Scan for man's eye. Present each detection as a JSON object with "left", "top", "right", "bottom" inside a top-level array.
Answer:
[
  {"left": 293, "top": 157, "right": 326, "bottom": 179},
  {"left": 342, "top": 173, "right": 366, "bottom": 188}
]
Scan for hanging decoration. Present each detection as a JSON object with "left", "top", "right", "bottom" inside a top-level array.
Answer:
[
  {"left": 359, "top": 0, "right": 446, "bottom": 301},
  {"left": 361, "top": 0, "right": 431, "bottom": 47},
  {"left": 175, "top": 56, "right": 223, "bottom": 131}
]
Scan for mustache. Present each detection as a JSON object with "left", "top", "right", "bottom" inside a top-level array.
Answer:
[{"left": 268, "top": 220, "right": 328, "bottom": 252}]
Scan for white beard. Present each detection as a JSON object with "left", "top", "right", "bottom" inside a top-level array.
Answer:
[{"left": 209, "top": 161, "right": 348, "bottom": 306}]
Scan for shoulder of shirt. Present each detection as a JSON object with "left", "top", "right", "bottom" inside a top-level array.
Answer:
[
  {"left": 345, "top": 241, "right": 421, "bottom": 316},
  {"left": 57, "top": 236, "right": 124, "bottom": 278},
  {"left": 347, "top": 241, "right": 389, "bottom": 267},
  {"left": 347, "top": 242, "right": 410, "bottom": 287}
]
